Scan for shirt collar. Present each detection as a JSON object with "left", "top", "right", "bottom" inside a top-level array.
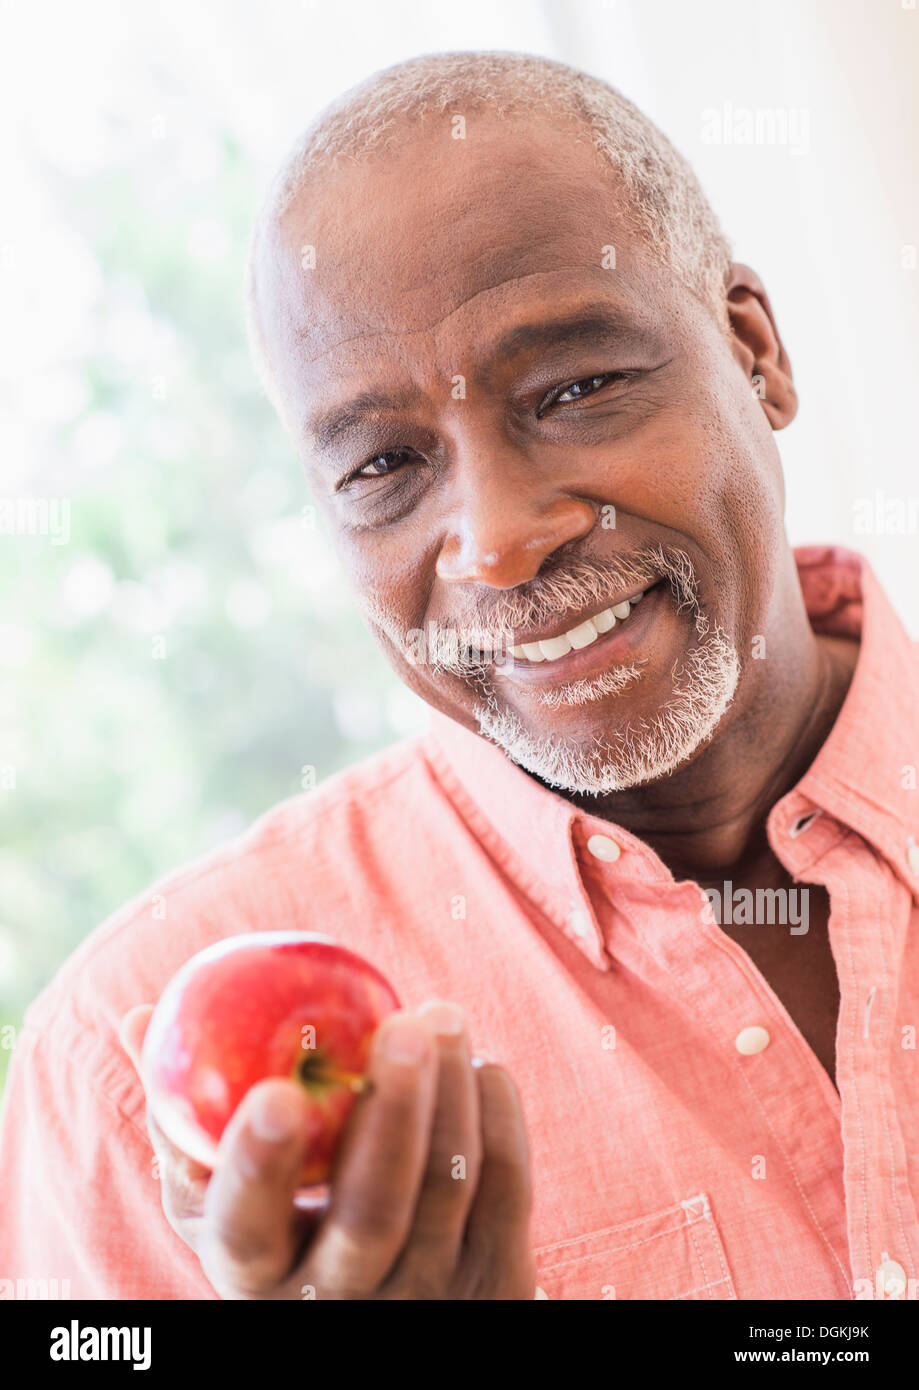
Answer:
[
  {"left": 775, "top": 546, "right": 919, "bottom": 891},
  {"left": 424, "top": 545, "right": 919, "bottom": 967}
]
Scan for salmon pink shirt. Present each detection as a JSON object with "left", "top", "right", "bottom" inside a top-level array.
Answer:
[{"left": 2, "top": 545, "right": 919, "bottom": 1301}]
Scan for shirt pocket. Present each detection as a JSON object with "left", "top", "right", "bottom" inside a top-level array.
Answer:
[{"left": 534, "top": 1193, "right": 736, "bottom": 1300}]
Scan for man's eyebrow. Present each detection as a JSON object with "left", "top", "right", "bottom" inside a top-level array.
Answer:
[
  {"left": 307, "top": 306, "right": 647, "bottom": 452},
  {"left": 491, "top": 305, "right": 646, "bottom": 361},
  {"left": 309, "top": 390, "right": 420, "bottom": 452}
]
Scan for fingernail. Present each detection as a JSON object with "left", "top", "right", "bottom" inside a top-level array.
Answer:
[
  {"left": 471, "top": 1054, "right": 494, "bottom": 1068},
  {"left": 417, "top": 1000, "right": 465, "bottom": 1036},
  {"left": 249, "top": 1087, "right": 300, "bottom": 1142},
  {"left": 379, "top": 1016, "right": 431, "bottom": 1064}
]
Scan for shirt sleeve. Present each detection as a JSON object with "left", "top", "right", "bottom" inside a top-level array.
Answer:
[{"left": 0, "top": 1014, "right": 218, "bottom": 1300}]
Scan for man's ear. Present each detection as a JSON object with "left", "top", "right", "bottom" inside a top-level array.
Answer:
[{"left": 725, "top": 263, "right": 797, "bottom": 430}]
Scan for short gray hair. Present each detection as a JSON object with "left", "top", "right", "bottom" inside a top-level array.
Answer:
[{"left": 245, "top": 50, "right": 732, "bottom": 422}]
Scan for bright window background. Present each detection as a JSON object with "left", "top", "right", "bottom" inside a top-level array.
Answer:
[{"left": 1, "top": 0, "right": 916, "bottom": 1094}]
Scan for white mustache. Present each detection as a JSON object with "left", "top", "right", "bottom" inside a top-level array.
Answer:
[{"left": 357, "top": 543, "right": 701, "bottom": 677}]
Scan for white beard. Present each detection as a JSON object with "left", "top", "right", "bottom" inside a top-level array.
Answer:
[
  {"left": 355, "top": 542, "right": 741, "bottom": 795},
  {"left": 473, "top": 612, "right": 740, "bottom": 795}
]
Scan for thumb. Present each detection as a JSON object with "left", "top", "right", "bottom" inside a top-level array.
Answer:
[{"left": 118, "top": 1004, "right": 155, "bottom": 1075}]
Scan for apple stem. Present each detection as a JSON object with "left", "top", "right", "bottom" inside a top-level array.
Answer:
[
  {"left": 325, "top": 1070, "right": 367, "bottom": 1093},
  {"left": 300, "top": 1061, "right": 367, "bottom": 1093}
]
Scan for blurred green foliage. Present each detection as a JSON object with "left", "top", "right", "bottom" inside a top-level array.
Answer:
[{"left": 0, "top": 130, "right": 420, "bottom": 1099}]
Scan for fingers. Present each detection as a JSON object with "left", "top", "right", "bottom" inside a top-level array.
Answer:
[
  {"left": 147, "top": 1105, "right": 212, "bottom": 1235},
  {"left": 198, "top": 1079, "right": 317, "bottom": 1298},
  {"left": 303, "top": 1010, "right": 439, "bottom": 1296},
  {"left": 384, "top": 1001, "right": 481, "bottom": 1289},
  {"left": 458, "top": 1063, "right": 535, "bottom": 1297},
  {"left": 120, "top": 999, "right": 535, "bottom": 1300},
  {"left": 119, "top": 1003, "right": 211, "bottom": 1238}
]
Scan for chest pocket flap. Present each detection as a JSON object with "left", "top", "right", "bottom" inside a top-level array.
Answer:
[{"left": 535, "top": 1193, "right": 736, "bottom": 1300}]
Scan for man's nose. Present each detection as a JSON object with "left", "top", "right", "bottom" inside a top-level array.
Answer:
[{"left": 435, "top": 457, "right": 596, "bottom": 589}]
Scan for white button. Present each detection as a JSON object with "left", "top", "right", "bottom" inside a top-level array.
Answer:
[
  {"left": 735, "top": 1025, "right": 770, "bottom": 1055},
  {"left": 569, "top": 909, "right": 591, "bottom": 938},
  {"left": 534, "top": 1285, "right": 549, "bottom": 1299},
  {"left": 587, "top": 834, "right": 621, "bottom": 862},
  {"left": 907, "top": 838, "right": 919, "bottom": 876},
  {"left": 877, "top": 1255, "right": 907, "bottom": 1299}
]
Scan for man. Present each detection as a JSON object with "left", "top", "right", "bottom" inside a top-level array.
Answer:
[{"left": 2, "top": 50, "right": 917, "bottom": 1302}]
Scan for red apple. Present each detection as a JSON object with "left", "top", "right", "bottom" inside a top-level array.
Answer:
[{"left": 141, "top": 932, "right": 400, "bottom": 1189}]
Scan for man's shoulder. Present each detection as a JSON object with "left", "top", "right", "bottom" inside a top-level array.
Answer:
[{"left": 21, "top": 734, "right": 447, "bottom": 1084}]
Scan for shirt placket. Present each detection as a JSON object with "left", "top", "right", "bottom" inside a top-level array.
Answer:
[
  {"left": 791, "top": 824, "right": 919, "bottom": 1300},
  {"left": 576, "top": 814, "right": 854, "bottom": 1298}
]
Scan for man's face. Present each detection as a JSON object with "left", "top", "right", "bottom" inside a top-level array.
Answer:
[{"left": 260, "top": 116, "right": 787, "bottom": 793}]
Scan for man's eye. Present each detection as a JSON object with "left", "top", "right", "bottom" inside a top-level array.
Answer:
[
  {"left": 553, "top": 374, "right": 618, "bottom": 405},
  {"left": 354, "top": 449, "right": 413, "bottom": 479}
]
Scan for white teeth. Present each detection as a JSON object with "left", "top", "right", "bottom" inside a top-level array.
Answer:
[
  {"left": 538, "top": 633, "right": 573, "bottom": 660},
  {"left": 510, "top": 586, "right": 651, "bottom": 664},
  {"left": 566, "top": 618, "right": 599, "bottom": 649}
]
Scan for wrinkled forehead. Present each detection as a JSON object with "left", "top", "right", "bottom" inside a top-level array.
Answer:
[{"left": 258, "top": 118, "right": 681, "bottom": 413}]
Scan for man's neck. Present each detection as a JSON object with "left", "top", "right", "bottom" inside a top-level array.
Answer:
[{"left": 563, "top": 623, "right": 860, "bottom": 885}]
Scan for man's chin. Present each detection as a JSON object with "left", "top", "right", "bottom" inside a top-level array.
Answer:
[
  {"left": 472, "top": 623, "right": 742, "bottom": 796},
  {"left": 496, "top": 660, "right": 648, "bottom": 715}
]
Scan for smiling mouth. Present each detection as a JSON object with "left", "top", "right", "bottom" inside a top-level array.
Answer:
[
  {"left": 507, "top": 584, "right": 655, "bottom": 663},
  {"left": 487, "top": 578, "right": 671, "bottom": 688}
]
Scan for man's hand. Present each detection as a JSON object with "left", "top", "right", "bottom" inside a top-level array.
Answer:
[{"left": 119, "top": 1000, "right": 536, "bottom": 1299}]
